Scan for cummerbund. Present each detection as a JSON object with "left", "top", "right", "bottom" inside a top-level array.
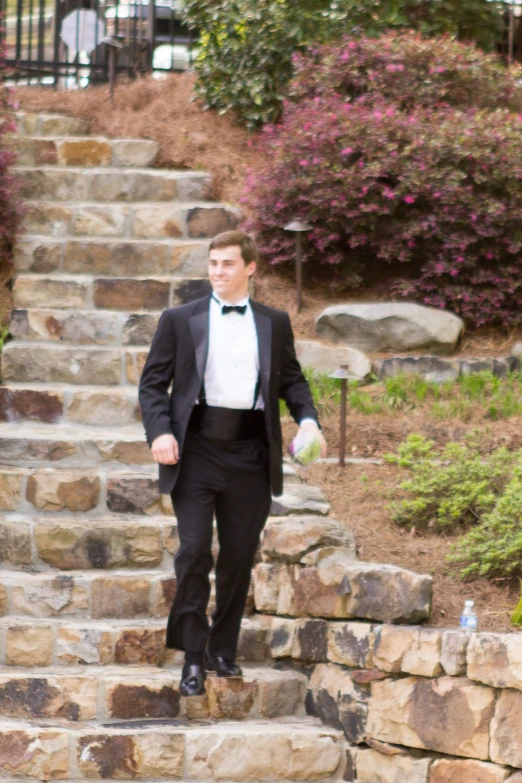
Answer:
[{"left": 187, "top": 403, "right": 265, "bottom": 441}]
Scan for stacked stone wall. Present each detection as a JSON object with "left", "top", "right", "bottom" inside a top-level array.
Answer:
[{"left": 252, "top": 517, "right": 522, "bottom": 782}]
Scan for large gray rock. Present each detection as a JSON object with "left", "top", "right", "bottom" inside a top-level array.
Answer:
[
  {"left": 316, "top": 303, "right": 464, "bottom": 356},
  {"left": 295, "top": 340, "right": 371, "bottom": 381},
  {"left": 260, "top": 516, "right": 356, "bottom": 563},
  {"left": 254, "top": 552, "right": 432, "bottom": 623}
]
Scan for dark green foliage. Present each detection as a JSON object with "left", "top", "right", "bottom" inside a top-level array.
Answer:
[
  {"left": 387, "top": 432, "right": 522, "bottom": 578},
  {"left": 385, "top": 433, "right": 515, "bottom": 530},
  {"left": 181, "top": 0, "right": 504, "bottom": 127},
  {"left": 450, "top": 469, "right": 522, "bottom": 577}
]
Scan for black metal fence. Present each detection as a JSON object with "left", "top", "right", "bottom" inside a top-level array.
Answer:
[{"left": 0, "top": 0, "right": 197, "bottom": 86}]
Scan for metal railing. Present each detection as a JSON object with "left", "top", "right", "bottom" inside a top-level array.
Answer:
[{"left": 0, "top": 0, "right": 197, "bottom": 86}]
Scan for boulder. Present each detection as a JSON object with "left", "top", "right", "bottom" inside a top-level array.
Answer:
[
  {"left": 467, "top": 632, "right": 522, "bottom": 690},
  {"left": 295, "top": 340, "right": 371, "bottom": 381},
  {"left": 490, "top": 689, "right": 522, "bottom": 767},
  {"left": 260, "top": 516, "right": 356, "bottom": 563},
  {"left": 356, "top": 748, "right": 433, "bottom": 783},
  {"left": 430, "top": 758, "right": 511, "bottom": 783},
  {"left": 367, "top": 676, "right": 495, "bottom": 759},
  {"left": 440, "top": 630, "right": 469, "bottom": 676},
  {"left": 375, "top": 356, "right": 459, "bottom": 383},
  {"left": 254, "top": 554, "right": 432, "bottom": 623},
  {"left": 270, "top": 485, "right": 330, "bottom": 516},
  {"left": 316, "top": 302, "right": 463, "bottom": 355},
  {"left": 373, "top": 625, "right": 444, "bottom": 677},
  {"left": 328, "top": 621, "right": 374, "bottom": 668},
  {"left": 460, "top": 357, "right": 520, "bottom": 378},
  {"left": 309, "top": 663, "right": 369, "bottom": 744}
]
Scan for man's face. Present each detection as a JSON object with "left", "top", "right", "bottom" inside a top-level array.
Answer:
[{"left": 208, "top": 245, "right": 256, "bottom": 302}]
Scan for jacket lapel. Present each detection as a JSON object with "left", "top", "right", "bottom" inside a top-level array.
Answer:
[
  {"left": 251, "top": 301, "right": 272, "bottom": 403},
  {"left": 189, "top": 295, "right": 211, "bottom": 382}
]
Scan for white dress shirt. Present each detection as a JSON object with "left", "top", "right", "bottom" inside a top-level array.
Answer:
[
  {"left": 202, "top": 293, "right": 318, "bottom": 428},
  {"left": 203, "top": 294, "right": 264, "bottom": 410}
]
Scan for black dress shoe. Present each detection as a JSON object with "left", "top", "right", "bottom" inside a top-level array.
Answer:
[
  {"left": 204, "top": 650, "right": 243, "bottom": 677},
  {"left": 180, "top": 663, "right": 206, "bottom": 696}
]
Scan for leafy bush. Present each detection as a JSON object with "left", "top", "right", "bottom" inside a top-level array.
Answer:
[
  {"left": 290, "top": 32, "right": 518, "bottom": 110},
  {"left": 181, "top": 1, "right": 505, "bottom": 127},
  {"left": 450, "top": 469, "right": 522, "bottom": 577},
  {"left": 387, "top": 433, "right": 522, "bottom": 578},
  {"left": 0, "top": 21, "right": 22, "bottom": 266},
  {"left": 243, "top": 36, "right": 522, "bottom": 327},
  {"left": 385, "top": 434, "right": 516, "bottom": 531}
]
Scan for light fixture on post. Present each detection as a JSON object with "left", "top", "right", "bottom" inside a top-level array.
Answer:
[
  {"left": 328, "top": 364, "right": 356, "bottom": 467},
  {"left": 283, "top": 218, "right": 313, "bottom": 312}
]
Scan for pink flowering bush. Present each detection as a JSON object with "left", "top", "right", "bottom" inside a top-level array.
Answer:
[
  {"left": 243, "top": 35, "right": 522, "bottom": 327},
  {"left": 0, "top": 20, "right": 22, "bottom": 266},
  {"left": 290, "top": 32, "right": 521, "bottom": 111}
]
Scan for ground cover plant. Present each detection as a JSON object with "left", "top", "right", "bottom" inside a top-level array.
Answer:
[
  {"left": 181, "top": 0, "right": 504, "bottom": 127},
  {"left": 386, "top": 433, "right": 522, "bottom": 579},
  {"left": 244, "top": 33, "right": 522, "bottom": 329}
]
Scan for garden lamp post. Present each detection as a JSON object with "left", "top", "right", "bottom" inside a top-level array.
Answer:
[
  {"left": 283, "top": 218, "right": 313, "bottom": 312},
  {"left": 328, "top": 364, "right": 356, "bottom": 467}
]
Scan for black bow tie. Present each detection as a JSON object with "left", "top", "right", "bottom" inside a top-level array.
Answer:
[{"left": 221, "top": 304, "right": 247, "bottom": 315}]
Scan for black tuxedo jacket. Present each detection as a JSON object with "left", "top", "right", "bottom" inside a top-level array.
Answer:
[{"left": 138, "top": 294, "right": 319, "bottom": 497}]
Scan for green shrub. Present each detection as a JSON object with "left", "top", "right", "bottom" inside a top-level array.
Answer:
[
  {"left": 181, "top": 0, "right": 505, "bottom": 127},
  {"left": 385, "top": 433, "right": 517, "bottom": 530},
  {"left": 449, "top": 468, "right": 522, "bottom": 577},
  {"left": 387, "top": 432, "right": 522, "bottom": 578}
]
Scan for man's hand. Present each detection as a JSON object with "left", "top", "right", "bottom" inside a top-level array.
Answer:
[
  {"left": 151, "top": 433, "right": 179, "bottom": 465},
  {"left": 298, "top": 420, "right": 327, "bottom": 458}
]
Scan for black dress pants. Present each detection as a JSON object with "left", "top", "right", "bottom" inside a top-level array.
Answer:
[{"left": 167, "top": 430, "right": 271, "bottom": 659}]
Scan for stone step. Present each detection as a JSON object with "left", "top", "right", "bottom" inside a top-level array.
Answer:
[
  {"left": 0, "top": 515, "right": 181, "bottom": 570},
  {"left": 0, "top": 423, "right": 152, "bottom": 466},
  {"left": 15, "top": 165, "right": 212, "bottom": 202},
  {"left": 13, "top": 136, "right": 159, "bottom": 168},
  {"left": 0, "top": 463, "right": 316, "bottom": 518},
  {"left": 0, "top": 616, "right": 271, "bottom": 667},
  {"left": 0, "top": 384, "right": 309, "bottom": 435},
  {"left": 0, "top": 718, "right": 346, "bottom": 781},
  {"left": 0, "top": 567, "right": 245, "bottom": 623},
  {"left": 0, "top": 568, "right": 184, "bottom": 620},
  {"left": 15, "top": 234, "right": 211, "bottom": 274},
  {"left": 14, "top": 111, "right": 91, "bottom": 137},
  {"left": 0, "top": 664, "right": 306, "bottom": 722},
  {"left": 0, "top": 425, "right": 310, "bottom": 472},
  {"left": 10, "top": 273, "right": 211, "bottom": 311},
  {"left": 10, "top": 309, "right": 161, "bottom": 347},
  {"left": 20, "top": 202, "right": 239, "bottom": 243},
  {"left": 2, "top": 342, "right": 151, "bottom": 385},
  {"left": 0, "top": 383, "right": 141, "bottom": 426}
]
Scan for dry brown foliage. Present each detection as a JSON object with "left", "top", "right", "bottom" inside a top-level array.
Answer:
[{"left": 14, "top": 72, "right": 261, "bottom": 202}]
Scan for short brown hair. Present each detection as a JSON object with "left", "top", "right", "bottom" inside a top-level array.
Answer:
[{"left": 209, "top": 231, "right": 259, "bottom": 265}]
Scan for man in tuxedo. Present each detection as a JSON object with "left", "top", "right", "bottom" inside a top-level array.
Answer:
[{"left": 138, "top": 231, "right": 326, "bottom": 697}]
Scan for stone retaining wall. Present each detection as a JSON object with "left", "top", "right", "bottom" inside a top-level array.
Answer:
[{"left": 253, "top": 517, "right": 522, "bottom": 783}]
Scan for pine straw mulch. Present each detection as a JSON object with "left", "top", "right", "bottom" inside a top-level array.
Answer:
[{"left": 14, "top": 72, "right": 260, "bottom": 203}]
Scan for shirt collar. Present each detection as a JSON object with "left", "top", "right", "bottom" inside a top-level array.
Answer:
[{"left": 211, "top": 292, "right": 250, "bottom": 308}]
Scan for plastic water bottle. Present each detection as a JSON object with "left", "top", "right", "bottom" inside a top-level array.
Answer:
[{"left": 460, "top": 600, "right": 478, "bottom": 632}]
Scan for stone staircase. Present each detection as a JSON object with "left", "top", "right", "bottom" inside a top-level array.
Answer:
[{"left": 0, "top": 112, "right": 350, "bottom": 781}]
